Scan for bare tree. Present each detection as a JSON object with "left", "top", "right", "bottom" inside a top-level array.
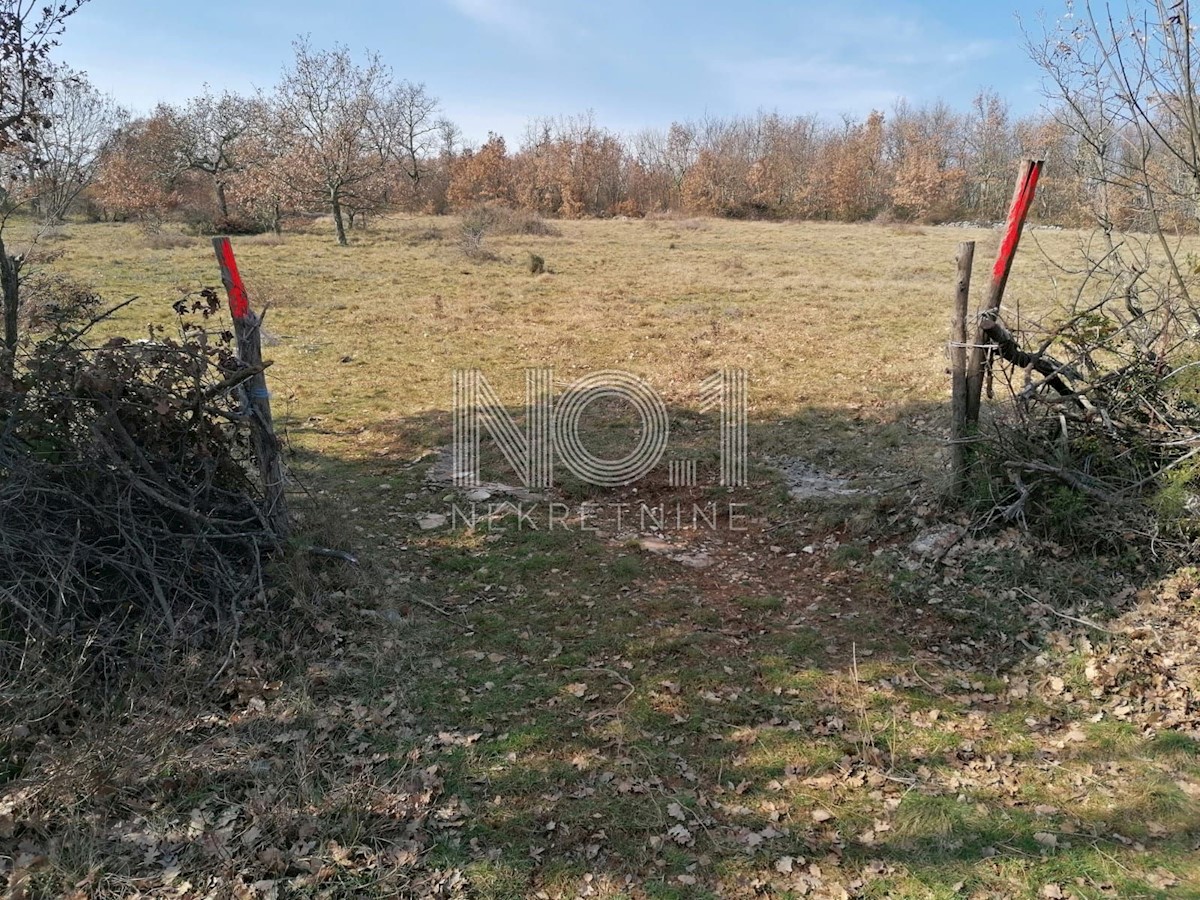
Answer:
[
  {"left": 0, "top": 0, "right": 87, "bottom": 153},
  {"left": 375, "top": 80, "right": 441, "bottom": 191},
  {"left": 273, "top": 39, "right": 394, "bottom": 245},
  {"left": 0, "top": 0, "right": 88, "bottom": 377},
  {"left": 26, "top": 66, "right": 125, "bottom": 223},
  {"left": 170, "top": 87, "right": 254, "bottom": 222},
  {"left": 1026, "top": 0, "right": 1200, "bottom": 335},
  {"left": 963, "top": 89, "right": 1018, "bottom": 219}
]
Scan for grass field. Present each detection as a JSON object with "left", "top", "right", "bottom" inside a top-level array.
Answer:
[{"left": 4, "top": 214, "right": 1200, "bottom": 898}]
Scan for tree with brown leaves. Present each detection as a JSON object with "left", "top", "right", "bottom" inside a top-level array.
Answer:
[
  {"left": 273, "top": 40, "right": 396, "bottom": 245},
  {"left": 169, "top": 88, "right": 256, "bottom": 223}
]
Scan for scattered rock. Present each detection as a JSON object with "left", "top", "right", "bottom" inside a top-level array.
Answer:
[
  {"left": 638, "top": 537, "right": 674, "bottom": 554},
  {"left": 764, "top": 456, "right": 862, "bottom": 501},
  {"left": 417, "top": 513, "right": 447, "bottom": 531},
  {"left": 424, "top": 449, "right": 545, "bottom": 501},
  {"left": 909, "top": 525, "right": 965, "bottom": 557}
]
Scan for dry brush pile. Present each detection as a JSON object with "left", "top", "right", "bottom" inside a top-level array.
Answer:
[
  {"left": 0, "top": 285, "right": 286, "bottom": 695},
  {"left": 969, "top": 234, "right": 1200, "bottom": 561}
]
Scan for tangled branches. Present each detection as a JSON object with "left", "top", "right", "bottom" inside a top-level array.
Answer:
[
  {"left": 972, "top": 231, "right": 1200, "bottom": 559},
  {"left": 0, "top": 287, "right": 284, "bottom": 689}
]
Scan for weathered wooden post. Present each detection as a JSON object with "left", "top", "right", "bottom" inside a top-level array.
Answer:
[
  {"left": 965, "top": 159, "right": 1043, "bottom": 425},
  {"left": 212, "top": 237, "right": 289, "bottom": 539},
  {"left": 951, "top": 240, "right": 975, "bottom": 495}
]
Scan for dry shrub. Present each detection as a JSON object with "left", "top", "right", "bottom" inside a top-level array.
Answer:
[
  {"left": 505, "top": 209, "right": 561, "bottom": 237},
  {"left": 460, "top": 203, "right": 561, "bottom": 246},
  {"left": 0, "top": 289, "right": 290, "bottom": 698},
  {"left": 142, "top": 231, "right": 196, "bottom": 251},
  {"left": 245, "top": 232, "right": 287, "bottom": 247},
  {"left": 241, "top": 274, "right": 297, "bottom": 314},
  {"left": 459, "top": 207, "right": 497, "bottom": 261},
  {"left": 871, "top": 207, "right": 897, "bottom": 227},
  {"left": 404, "top": 226, "right": 445, "bottom": 246},
  {"left": 17, "top": 271, "right": 97, "bottom": 332}
]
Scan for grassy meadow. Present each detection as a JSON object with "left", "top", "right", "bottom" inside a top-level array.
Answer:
[{"left": 4, "top": 214, "right": 1200, "bottom": 899}]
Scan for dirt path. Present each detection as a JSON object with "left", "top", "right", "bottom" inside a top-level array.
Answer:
[{"left": 5, "top": 466, "right": 1200, "bottom": 899}]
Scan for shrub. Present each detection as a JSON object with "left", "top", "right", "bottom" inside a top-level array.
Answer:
[
  {"left": 460, "top": 206, "right": 497, "bottom": 261},
  {"left": 182, "top": 210, "right": 268, "bottom": 236},
  {"left": 459, "top": 203, "right": 563, "bottom": 262},
  {"left": 403, "top": 226, "right": 445, "bottom": 246},
  {"left": 143, "top": 231, "right": 197, "bottom": 250},
  {"left": 504, "top": 208, "right": 561, "bottom": 237}
]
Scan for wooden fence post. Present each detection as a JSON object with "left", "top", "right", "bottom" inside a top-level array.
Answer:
[
  {"left": 212, "top": 237, "right": 289, "bottom": 539},
  {"left": 965, "top": 159, "right": 1043, "bottom": 425},
  {"left": 951, "top": 241, "right": 975, "bottom": 495}
]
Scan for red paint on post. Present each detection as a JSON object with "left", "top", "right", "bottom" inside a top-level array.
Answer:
[
  {"left": 213, "top": 237, "right": 251, "bottom": 321},
  {"left": 990, "top": 161, "right": 1042, "bottom": 288},
  {"left": 964, "top": 159, "right": 1045, "bottom": 426}
]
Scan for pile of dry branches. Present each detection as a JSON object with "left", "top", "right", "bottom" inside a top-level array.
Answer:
[
  {"left": 972, "top": 232, "right": 1200, "bottom": 557},
  {"left": 0, "top": 287, "right": 282, "bottom": 689}
]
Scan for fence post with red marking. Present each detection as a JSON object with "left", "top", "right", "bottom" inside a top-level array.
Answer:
[
  {"left": 212, "top": 236, "right": 289, "bottom": 539},
  {"left": 965, "top": 159, "right": 1044, "bottom": 425}
]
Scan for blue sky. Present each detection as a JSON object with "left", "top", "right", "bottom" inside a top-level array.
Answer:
[{"left": 57, "top": 0, "right": 1066, "bottom": 143}]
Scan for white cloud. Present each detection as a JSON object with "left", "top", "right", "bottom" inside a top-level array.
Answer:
[
  {"left": 704, "top": 9, "right": 1003, "bottom": 119},
  {"left": 442, "top": 102, "right": 535, "bottom": 146},
  {"left": 443, "top": 0, "right": 553, "bottom": 49},
  {"left": 944, "top": 39, "right": 1000, "bottom": 65},
  {"left": 707, "top": 55, "right": 902, "bottom": 118}
]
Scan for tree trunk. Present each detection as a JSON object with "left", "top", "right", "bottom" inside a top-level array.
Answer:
[
  {"left": 215, "top": 180, "right": 229, "bottom": 221},
  {"left": 0, "top": 234, "right": 20, "bottom": 381},
  {"left": 331, "top": 193, "right": 348, "bottom": 246}
]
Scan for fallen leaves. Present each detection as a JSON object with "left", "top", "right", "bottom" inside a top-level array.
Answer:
[
  {"left": 1033, "top": 831, "right": 1059, "bottom": 850},
  {"left": 667, "top": 823, "right": 694, "bottom": 846}
]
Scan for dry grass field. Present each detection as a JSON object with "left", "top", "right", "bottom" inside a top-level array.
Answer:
[
  {"left": 5, "top": 214, "right": 1200, "bottom": 898},
  {"left": 48, "top": 216, "right": 1093, "bottom": 478}
]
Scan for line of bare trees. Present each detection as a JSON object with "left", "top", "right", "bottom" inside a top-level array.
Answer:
[{"left": 11, "top": 15, "right": 1200, "bottom": 243}]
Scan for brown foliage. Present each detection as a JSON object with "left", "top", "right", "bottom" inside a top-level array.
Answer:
[
  {"left": 91, "top": 112, "right": 191, "bottom": 222},
  {"left": 447, "top": 133, "right": 514, "bottom": 209}
]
